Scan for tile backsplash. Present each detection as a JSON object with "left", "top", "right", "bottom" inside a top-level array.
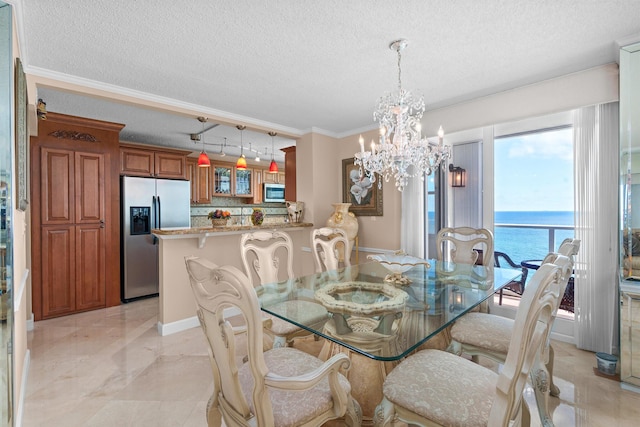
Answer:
[{"left": 190, "top": 201, "right": 288, "bottom": 227}]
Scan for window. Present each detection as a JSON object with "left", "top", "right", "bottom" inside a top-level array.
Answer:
[
  {"left": 493, "top": 126, "right": 575, "bottom": 316},
  {"left": 494, "top": 126, "right": 574, "bottom": 261},
  {"left": 427, "top": 169, "right": 445, "bottom": 258}
]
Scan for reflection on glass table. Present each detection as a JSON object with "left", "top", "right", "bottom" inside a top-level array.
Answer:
[
  {"left": 258, "top": 259, "right": 522, "bottom": 424},
  {"left": 257, "top": 259, "right": 522, "bottom": 362}
]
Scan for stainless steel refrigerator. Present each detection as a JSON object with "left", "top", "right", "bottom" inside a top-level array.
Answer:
[{"left": 121, "top": 176, "right": 191, "bottom": 301}]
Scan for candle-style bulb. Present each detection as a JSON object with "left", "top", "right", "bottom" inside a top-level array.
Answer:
[{"left": 438, "top": 126, "right": 444, "bottom": 139}]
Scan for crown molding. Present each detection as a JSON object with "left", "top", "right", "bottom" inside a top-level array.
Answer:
[{"left": 25, "top": 65, "right": 305, "bottom": 139}]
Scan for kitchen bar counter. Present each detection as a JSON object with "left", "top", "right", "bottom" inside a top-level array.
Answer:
[
  {"left": 152, "top": 222, "right": 313, "bottom": 248},
  {"left": 151, "top": 222, "right": 316, "bottom": 336}
]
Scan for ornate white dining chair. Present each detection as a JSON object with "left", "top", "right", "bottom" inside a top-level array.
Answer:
[
  {"left": 373, "top": 260, "right": 567, "bottom": 427},
  {"left": 311, "top": 227, "right": 351, "bottom": 273},
  {"left": 436, "top": 226, "right": 494, "bottom": 266},
  {"left": 240, "top": 230, "right": 328, "bottom": 348},
  {"left": 437, "top": 227, "right": 495, "bottom": 313},
  {"left": 448, "top": 239, "right": 579, "bottom": 425},
  {"left": 184, "top": 257, "right": 362, "bottom": 427}
]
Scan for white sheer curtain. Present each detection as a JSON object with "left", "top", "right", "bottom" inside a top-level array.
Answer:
[
  {"left": 573, "top": 102, "right": 619, "bottom": 354},
  {"left": 401, "top": 175, "right": 425, "bottom": 258}
]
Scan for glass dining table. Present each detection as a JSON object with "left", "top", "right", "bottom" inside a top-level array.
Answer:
[{"left": 256, "top": 259, "right": 523, "bottom": 424}]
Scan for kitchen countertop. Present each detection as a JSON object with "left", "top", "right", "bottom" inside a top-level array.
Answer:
[
  {"left": 152, "top": 222, "right": 314, "bottom": 248},
  {"left": 152, "top": 221, "right": 313, "bottom": 235}
]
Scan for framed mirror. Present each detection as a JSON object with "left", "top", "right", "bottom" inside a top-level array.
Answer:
[{"left": 0, "top": 1, "right": 14, "bottom": 424}]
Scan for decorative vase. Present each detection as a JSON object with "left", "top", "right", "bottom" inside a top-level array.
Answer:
[
  {"left": 211, "top": 218, "right": 228, "bottom": 227},
  {"left": 286, "top": 201, "right": 304, "bottom": 223},
  {"left": 251, "top": 208, "right": 264, "bottom": 226},
  {"left": 325, "top": 203, "right": 359, "bottom": 261}
]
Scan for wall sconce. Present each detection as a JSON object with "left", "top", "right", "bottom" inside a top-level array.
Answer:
[
  {"left": 449, "top": 286, "right": 465, "bottom": 313},
  {"left": 37, "top": 98, "right": 47, "bottom": 120},
  {"left": 449, "top": 164, "right": 466, "bottom": 187}
]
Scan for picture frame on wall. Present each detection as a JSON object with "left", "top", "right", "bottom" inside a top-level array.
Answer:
[
  {"left": 342, "top": 158, "right": 383, "bottom": 216},
  {"left": 15, "top": 58, "right": 28, "bottom": 211}
]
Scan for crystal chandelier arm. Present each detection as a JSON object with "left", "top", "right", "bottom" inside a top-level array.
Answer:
[{"left": 355, "top": 39, "right": 450, "bottom": 191}]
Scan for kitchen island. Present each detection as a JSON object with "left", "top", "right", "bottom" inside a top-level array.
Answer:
[{"left": 152, "top": 222, "right": 314, "bottom": 335}]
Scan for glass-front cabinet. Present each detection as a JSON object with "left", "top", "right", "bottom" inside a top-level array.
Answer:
[
  {"left": 212, "top": 162, "right": 253, "bottom": 198},
  {"left": 620, "top": 41, "right": 640, "bottom": 390}
]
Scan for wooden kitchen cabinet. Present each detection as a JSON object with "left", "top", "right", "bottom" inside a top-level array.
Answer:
[
  {"left": 253, "top": 168, "right": 263, "bottom": 204},
  {"left": 262, "top": 169, "right": 285, "bottom": 184},
  {"left": 282, "top": 146, "right": 296, "bottom": 201},
  {"left": 187, "top": 157, "right": 212, "bottom": 204},
  {"left": 120, "top": 143, "right": 189, "bottom": 179},
  {"left": 31, "top": 113, "right": 123, "bottom": 320},
  {"left": 212, "top": 161, "right": 254, "bottom": 198}
]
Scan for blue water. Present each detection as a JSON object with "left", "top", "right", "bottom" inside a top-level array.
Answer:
[{"left": 494, "top": 211, "right": 574, "bottom": 263}]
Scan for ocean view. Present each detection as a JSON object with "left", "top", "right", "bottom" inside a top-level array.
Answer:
[{"left": 494, "top": 211, "right": 574, "bottom": 263}]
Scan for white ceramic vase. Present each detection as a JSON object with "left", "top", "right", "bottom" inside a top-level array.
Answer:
[
  {"left": 286, "top": 201, "right": 304, "bottom": 223},
  {"left": 325, "top": 203, "right": 359, "bottom": 261}
]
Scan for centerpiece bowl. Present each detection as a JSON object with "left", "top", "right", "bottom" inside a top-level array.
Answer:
[{"left": 367, "top": 252, "right": 431, "bottom": 286}]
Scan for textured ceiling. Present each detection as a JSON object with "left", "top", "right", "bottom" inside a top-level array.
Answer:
[{"left": 11, "top": 0, "right": 640, "bottom": 159}]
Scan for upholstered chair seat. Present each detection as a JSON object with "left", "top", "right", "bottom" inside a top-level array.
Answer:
[
  {"left": 238, "top": 347, "right": 353, "bottom": 427},
  {"left": 382, "top": 349, "right": 499, "bottom": 426},
  {"left": 451, "top": 312, "right": 513, "bottom": 355},
  {"left": 374, "top": 260, "right": 569, "bottom": 427}
]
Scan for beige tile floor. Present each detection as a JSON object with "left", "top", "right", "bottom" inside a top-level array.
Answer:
[{"left": 23, "top": 297, "right": 640, "bottom": 426}]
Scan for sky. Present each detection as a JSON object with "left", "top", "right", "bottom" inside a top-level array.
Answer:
[{"left": 494, "top": 128, "right": 574, "bottom": 212}]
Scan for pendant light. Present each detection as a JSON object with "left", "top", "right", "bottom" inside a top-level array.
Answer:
[
  {"left": 268, "top": 131, "right": 279, "bottom": 173},
  {"left": 219, "top": 138, "right": 226, "bottom": 157},
  {"left": 250, "top": 142, "right": 260, "bottom": 162},
  {"left": 196, "top": 116, "right": 210, "bottom": 167},
  {"left": 236, "top": 125, "right": 247, "bottom": 170}
]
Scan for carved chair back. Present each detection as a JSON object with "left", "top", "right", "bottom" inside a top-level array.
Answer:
[
  {"left": 240, "top": 230, "right": 295, "bottom": 287},
  {"left": 488, "top": 259, "right": 568, "bottom": 424},
  {"left": 436, "top": 227, "right": 494, "bottom": 266},
  {"left": 311, "top": 227, "right": 351, "bottom": 273}
]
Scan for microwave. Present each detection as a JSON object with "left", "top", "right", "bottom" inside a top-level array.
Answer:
[{"left": 264, "top": 183, "right": 285, "bottom": 203}]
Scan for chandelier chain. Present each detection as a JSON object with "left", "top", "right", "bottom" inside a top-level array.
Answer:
[{"left": 397, "top": 46, "right": 402, "bottom": 93}]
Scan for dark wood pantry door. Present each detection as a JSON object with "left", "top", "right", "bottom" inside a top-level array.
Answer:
[
  {"left": 31, "top": 113, "right": 123, "bottom": 320},
  {"left": 39, "top": 148, "right": 106, "bottom": 317}
]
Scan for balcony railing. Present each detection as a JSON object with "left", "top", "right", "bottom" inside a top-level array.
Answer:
[
  {"left": 494, "top": 223, "right": 575, "bottom": 314},
  {"left": 494, "top": 223, "right": 575, "bottom": 256}
]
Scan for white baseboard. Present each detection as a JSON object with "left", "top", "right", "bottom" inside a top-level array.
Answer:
[
  {"left": 15, "top": 349, "right": 30, "bottom": 427},
  {"left": 156, "top": 307, "right": 241, "bottom": 336},
  {"left": 26, "top": 313, "right": 34, "bottom": 332},
  {"left": 549, "top": 330, "right": 575, "bottom": 345},
  {"left": 621, "top": 382, "right": 640, "bottom": 394},
  {"left": 157, "top": 317, "right": 199, "bottom": 336}
]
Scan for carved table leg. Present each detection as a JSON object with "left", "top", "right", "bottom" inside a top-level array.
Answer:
[
  {"left": 531, "top": 362, "right": 554, "bottom": 427},
  {"left": 547, "top": 344, "right": 561, "bottom": 397}
]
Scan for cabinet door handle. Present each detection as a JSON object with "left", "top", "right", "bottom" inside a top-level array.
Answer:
[{"left": 99, "top": 220, "right": 105, "bottom": 228}]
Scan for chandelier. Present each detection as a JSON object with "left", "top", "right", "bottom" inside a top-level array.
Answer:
[{"left": 354, "top": 39, "right": 450, "bottom": 191}]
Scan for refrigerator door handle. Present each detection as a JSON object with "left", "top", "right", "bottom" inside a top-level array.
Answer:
[
  {"left": 157, "top": 196, "right": 161, "bottom": 229},
  {"left": 152, "top": 195, "right": 158, "bottom": 245}
]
